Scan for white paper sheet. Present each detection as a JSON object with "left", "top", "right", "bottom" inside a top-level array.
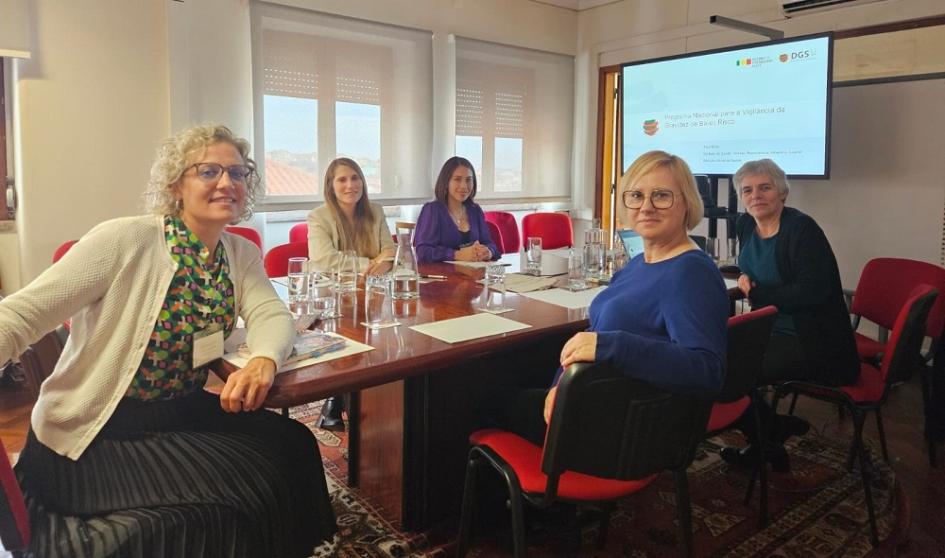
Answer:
[
  {"left": 520, "top": 286, "right": 606, "bottom": 310},
  {"left": 223, "top": 331, "right": 374, "bottom": 373},
  {"left": 724, "top": 278, "right": 738, "bottom": 290},
  {"left": 409, "top": 313, "right": 531, "bottom": 344}
]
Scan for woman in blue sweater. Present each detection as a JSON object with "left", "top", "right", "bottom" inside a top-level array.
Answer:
[{"left": 495, "top": 150, "right": 729, "bottom": 444}]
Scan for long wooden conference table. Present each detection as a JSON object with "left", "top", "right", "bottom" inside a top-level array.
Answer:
[{"left": 219, "top": 260, "right": 590, "bottom": 530}]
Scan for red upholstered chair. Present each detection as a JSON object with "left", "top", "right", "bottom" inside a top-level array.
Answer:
[
  {"left": 0, "top": 438, "right": 30, "bottom": 552},
  {"left": 521, "top": 212, "right": 573, "bottom": 250},
  {"left": 52, "top": 239, "right": 78, "bottom": 263},
  {"left": 263, "top": 242, "right": 309, "bottom": 278},
  {"left": 705, "top": 306, "right": 778, "bottom": 526},
  {"left": 457, "top": 363, "right": 713, "bottom": 557},
  {"left": 225, "top": 226, "right": 263, "bottom": 251},
  {"left": 484, "top": 211, "right": 520, "bottom": 254},
  {"left": 848, "top": 258, "right": 945, "bottom": 364},
  {"left": 484, "top": 220, "right": 503, "bottom": 255},
  {"left": 773, "top": 284, "right": 938, "bottom": 547},
  {"left": 845, "top": 258, "right": 945, "bottom": 465},
  {"left": 289, "top": 223, "right": 308, "bottom": 244}
]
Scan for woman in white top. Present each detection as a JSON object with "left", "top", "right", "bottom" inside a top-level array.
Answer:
[
  {"left": 306, "top": 157, "right": 395, "bottom": 275},
  {"left": 0, "top": 124, "right": 336, "bottom": 557}
]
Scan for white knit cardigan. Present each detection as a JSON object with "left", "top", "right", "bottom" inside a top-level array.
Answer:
[{"left": 0, "top": 215, "right": 294, "bottom": 460}]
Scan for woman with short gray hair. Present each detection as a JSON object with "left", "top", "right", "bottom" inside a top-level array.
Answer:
[{"left": 721, "top": 158, "right": 858, "bottom": 473}]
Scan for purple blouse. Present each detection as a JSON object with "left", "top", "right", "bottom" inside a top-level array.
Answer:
[{"left": 413, "top": 201, "right": 500, "bottom": 263}]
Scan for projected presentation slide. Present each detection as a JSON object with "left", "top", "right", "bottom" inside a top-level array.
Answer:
[{"left": 622, "top": 35, "right": 831, "bottom": 177}]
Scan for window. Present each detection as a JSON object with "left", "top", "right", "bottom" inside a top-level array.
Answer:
[
  {"left": 253, "top": 4, "right": 432, "bottom": 204},
  {"left": 455, "top": 38, "right": 574, "bottom": 202}
]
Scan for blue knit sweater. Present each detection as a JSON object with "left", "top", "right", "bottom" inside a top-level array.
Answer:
[{"left": 585, "top": 249, "right": 728, "bottom": 395}]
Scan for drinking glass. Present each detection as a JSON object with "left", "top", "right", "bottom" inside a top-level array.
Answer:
[
  {"left": 286, "top": 257, "right": 309, "bottom": 303},
  {"left": 568, "top": 251, "right": 587, "bottom": 291},
  {"left": 336, "top": 250, "right": 359, "bottom": 292},
  {"left": 481, "top": 264, "right": 508, "bottom": 311},
  {"left": 311, "top": 271, "right": 340, "bottom": 319},
  {"left": 583, "top": 242, "right": 602, "bottom": 280},
  {"left": 526, "top": 237, "right": 542, "bottom": 276},
  {"left": 365, "top": 274, "right": 394, "bottom": 329},
  {"left": 726, "top": 238, "right": 738, "bottom": 265}
]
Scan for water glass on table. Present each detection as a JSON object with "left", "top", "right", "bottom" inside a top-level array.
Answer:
[
  {"left": 336, "top": 250, "right": 359, "bottom": 292},
  {"left": 568, "top": 251, "right": 587, "bottom": 291},
  {"left": 526, "top": 237, "right": 542, "bottom": 276},
  {"left": 365, "top": 274, "right": 395, "bottom": 330},
  {"left": 583, "top": 242, "right": 603, "bottom": 280},
  {"left": 481, "top": 264, "right": 509, "bottom": 312},
  {"left": 311, "top": 271, "right": 340, "bottom": 319}
]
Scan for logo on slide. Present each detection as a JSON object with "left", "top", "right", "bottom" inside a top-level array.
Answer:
[
  {"left": 642, "top": 119, "right": 659, "bottom": 136},
  {"left": 736, "top": 58, "right": 752, "bottom": 66},
  {"left": 779, "top": 53, "right": 789, "bottom": 62}
]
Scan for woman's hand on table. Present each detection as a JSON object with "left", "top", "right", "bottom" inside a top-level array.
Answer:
[
  {"left": 220, "top": 356, "right": 276, "bottom": 413},
  {"left": 454, "top": 245, "right": 479, "bottom": 261},
  {"left": 560, "top": 331, "right": 598, "bottom": 368},
  {"left": 473, "top": 243, "right": 493, "bottom": 261},
  {"left": 365, "top": 258, "right": 392, "bottom": 276}
]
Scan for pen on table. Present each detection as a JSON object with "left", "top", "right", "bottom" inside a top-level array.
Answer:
[{"left": 421, "top": 274, "right": 448, "bottom": 280}]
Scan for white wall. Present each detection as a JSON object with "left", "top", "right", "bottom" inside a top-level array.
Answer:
[
  {"left": 6, "top": 0, "right": 575, "bottom": 286},
  {"left": 574, "top": 0, "right": 945, "bottom": 284},
  {"left": 13, "top": 0, "right": 170, "bottom": 282}
]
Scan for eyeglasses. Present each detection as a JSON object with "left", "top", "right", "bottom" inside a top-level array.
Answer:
[
  {"left": 622, "top": 189, "right": 675, "bottom": 210},
  {"left": 186, "top": 163, "right": 252, "bottom": 184}
]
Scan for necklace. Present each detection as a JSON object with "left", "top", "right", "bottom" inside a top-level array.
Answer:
[{"left": 449, "top": 205, "right": 467, "bottom": 227}]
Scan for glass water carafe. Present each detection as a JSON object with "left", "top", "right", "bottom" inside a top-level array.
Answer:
[{"left": 392, "top": 226, "right": 420, "bottom": 299}]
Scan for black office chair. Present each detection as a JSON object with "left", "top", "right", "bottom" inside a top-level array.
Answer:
[
  {"left": 457, "top": 363, "right": 713, "bottom": 557},
  {"left": 704, "top": 306, "right": 778, "bottom": 526}
]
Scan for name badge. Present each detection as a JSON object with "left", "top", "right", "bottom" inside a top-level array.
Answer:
[{"left": 192, "top": 324, "right": 224, "bottom": 369}]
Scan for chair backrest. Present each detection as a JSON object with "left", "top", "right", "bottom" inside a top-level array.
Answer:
[
  {"left": 717, "top": 306, "right": 778, "bottom": 403},
  {"left": 521, "top": 212, "right": 573, "bottom": 250},
  {"left": 18, "top": 327, "right": 66, "bottom": 399},
  {"left": 0, "top": 437, "right": 30, "bottom": 551},
  {"left": 881, "top": 285, "right": 938, "bottom": 385},
  {"left": 852, "top": 258, "right": 945, "bottom": 340},
  {"left": 484, "top": 211, "right": 521, "bottom": 254},
  {"left": 541, "top": 363, "right": 712, "bottom": 484},
  {"left": 52, "top": 239, "right": 78, "bottom": 263},
  {"left": 288, "top": 222, "right": 308, "bottom": 244},
  {"left": 484, "top": 221, "right": 503, "bottom": 253},
  {"left": 225, "top": 226, "right": 263, "bottom": 251},
  {"left": 263, "top": 241, "right": 309, "bottom": 278}
]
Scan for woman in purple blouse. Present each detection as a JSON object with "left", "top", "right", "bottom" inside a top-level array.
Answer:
[{"left": 414, "top": 157, "right": 500, "bottom": 263}]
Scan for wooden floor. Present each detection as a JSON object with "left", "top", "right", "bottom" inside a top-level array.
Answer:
[{"left": 2, "top": 373, "right": 944, "bottom": 556}]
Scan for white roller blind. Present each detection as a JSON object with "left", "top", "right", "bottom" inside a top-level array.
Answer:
[
  {"left": 0, "top": 0, "right": 32, "bottom": 58},
  {"left": 455, "top": 38, "right": 573, "bottom": 201},
  {"left": 254, "top": 3, "right": 433, "bottom": 203}
]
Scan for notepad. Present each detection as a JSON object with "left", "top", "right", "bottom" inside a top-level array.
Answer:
[
  {"left": 409, "top": 313, "right": 531, "bottom": 343},
  {"left": 223, "top": 331, "right": 373, "bottom": 373},
  {"left": 520, "top": 286, "right": 606, "bottom": 310}
]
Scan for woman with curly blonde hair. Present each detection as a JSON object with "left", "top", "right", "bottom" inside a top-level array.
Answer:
[{"left": 0, "top": 124, "right": 336, "bottom": 556}]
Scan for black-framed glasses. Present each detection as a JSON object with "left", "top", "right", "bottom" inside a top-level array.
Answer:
[
  {"left": 622, "top": 189, "right": 675, "bottom": 210},
  {"left": 187, "top": 163, "right": 252, "bottom": 184}
]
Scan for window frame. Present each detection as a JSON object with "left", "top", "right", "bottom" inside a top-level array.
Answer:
[{"left": 1, "top": 57, "right": 12, "bottom": 221}]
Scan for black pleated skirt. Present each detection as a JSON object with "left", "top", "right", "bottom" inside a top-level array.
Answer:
[{"left": 13, "top": 389, "right": 337, "bottom": 558}]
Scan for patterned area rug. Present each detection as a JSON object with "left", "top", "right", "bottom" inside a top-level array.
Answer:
[{"left": 291, "top": 402, "right": 906, "bottom": 557}]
